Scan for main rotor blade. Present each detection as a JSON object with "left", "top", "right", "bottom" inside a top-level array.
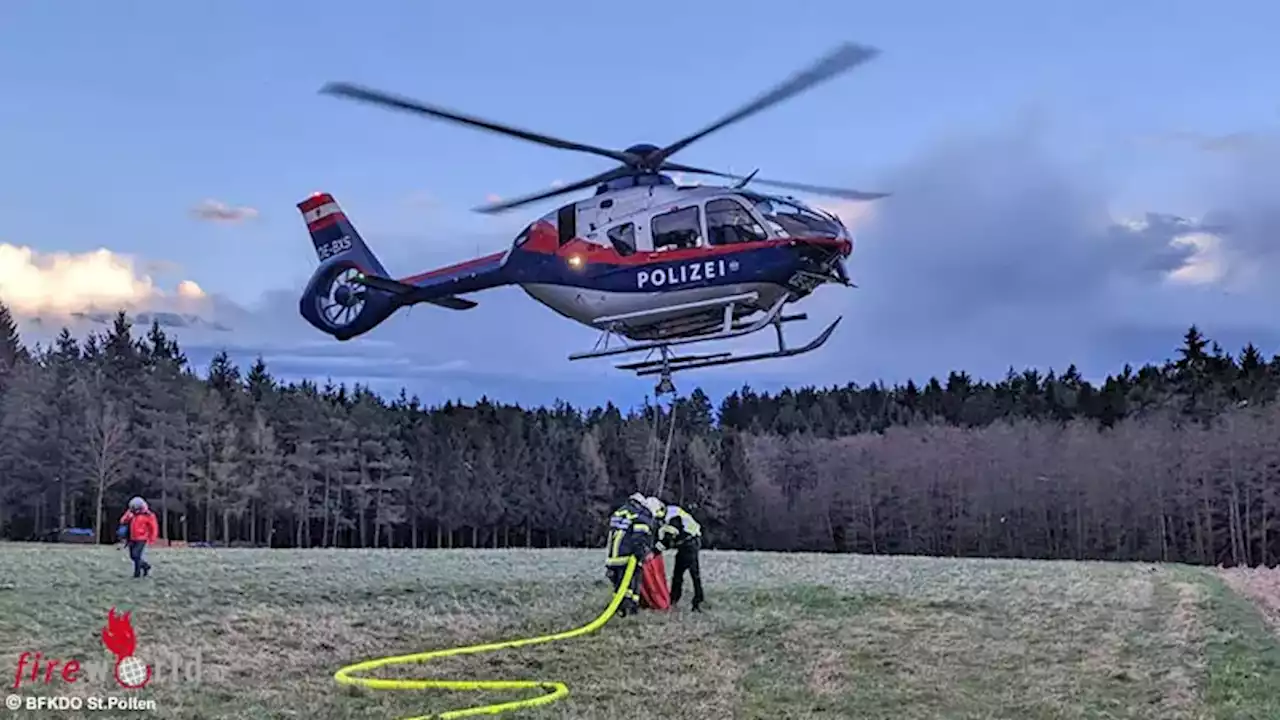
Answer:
[
  {"left": 663, "top": 163, "right": 890, "bottom": 201},
  {"left": 650, "top": 42, "right": 880, "bottom": 165},
  {"left": 321, "top": 82, "right": 636, "bottom": 165},
  {"left": 737, "top": 176, "right": 890, "bottom": 201},
  {"left": 472, "top": 168, "right": 629, "bottom": 214}
]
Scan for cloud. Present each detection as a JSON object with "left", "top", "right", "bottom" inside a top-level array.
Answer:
[
  {"left": 1164, "top": 232, "right": 1225, "bottom": 286},
  {"left": 804, "top": 124, "right": 1280, "bottom": 385},
  {"left": 1148, "top": 130, "right": 1274, "bottom": 155},
  {"left": 190, "top": 199, "right": 259, "bottom": 224},
  {"left": 177, "top": 280, "right": 206, "bottom": 299},
  {"left": 813, "top": 198, "right": 879, "bottom": 232},
  {"left": 0, "top": 243, "right": 208, "bottom": 317}
]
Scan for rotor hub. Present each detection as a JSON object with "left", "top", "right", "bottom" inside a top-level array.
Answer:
[
  {"left": 334, "top": 284, "right": 358, "bottom": 307},
  {"left": 623, "top": 143, "right": 660, "bottom": 156},
  {"left": 623, "top": 143, "right": 662, "bottom": 169}
]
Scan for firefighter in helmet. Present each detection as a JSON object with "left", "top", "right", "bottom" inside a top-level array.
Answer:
[{"left": 604, "top": 492, "right": 661, "bottom": 617}]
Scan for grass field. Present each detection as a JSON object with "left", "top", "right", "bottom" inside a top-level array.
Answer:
[{"left": 2, "top": 545, "right": 1280, "bottom": 720}]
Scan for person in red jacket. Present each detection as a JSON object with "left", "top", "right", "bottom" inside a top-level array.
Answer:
[{"left": 119, "top": 497, "right": 159, "bottom": 578}]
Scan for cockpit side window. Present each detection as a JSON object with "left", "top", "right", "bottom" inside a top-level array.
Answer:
[
  {"left": 706, "top": 199, "right": 769, "bottom": 245},
  {"left": 607, "top": 223, "right": 637, "bottom": 256},
  {"left": 651, "top": 206, "right": 702, "bottom": 251}
]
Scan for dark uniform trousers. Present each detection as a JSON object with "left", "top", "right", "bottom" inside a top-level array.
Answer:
[
  {"left": 606, "top": 527, "right": 651, "bottom": 615},
  {"left": 670, "top": 536, "right": 704, "bottom": 610}
]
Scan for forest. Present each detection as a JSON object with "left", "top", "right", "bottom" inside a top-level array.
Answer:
[{"left": 0, "top": 300, "right": 1278, "bottom": 568}]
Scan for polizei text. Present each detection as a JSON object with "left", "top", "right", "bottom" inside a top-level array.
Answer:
[{"left": 637, "top": 260, "right": 730, "bottom": 289}]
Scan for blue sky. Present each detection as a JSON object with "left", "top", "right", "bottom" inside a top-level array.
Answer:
[{"left": 3, "top": 1, "right": 1279, "bottom": 409}]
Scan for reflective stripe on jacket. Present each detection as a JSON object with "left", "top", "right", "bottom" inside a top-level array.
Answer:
[{"left": 658, "top": 505, "right": 701, "bottom": 548}]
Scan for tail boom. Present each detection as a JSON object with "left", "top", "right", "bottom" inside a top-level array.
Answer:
[
  {"left": 297, "top": 192, "right": 511, "bottom": 341},
  {"left": 399, "top": 251, "right": 510, "bottom": 296}
]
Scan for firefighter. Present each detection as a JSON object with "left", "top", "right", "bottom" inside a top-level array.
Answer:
[
  {"left": 118, "top": 497, "right": 159, "bottom": 578},
  {"left": 604, "top": 493, "right": 659, "bottom": 617},
  {"left": 656, "top": 501, "right": 705, "bottom": 612}
]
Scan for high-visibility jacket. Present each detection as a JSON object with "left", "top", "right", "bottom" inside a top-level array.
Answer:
[
  {"left": 605, "top": 500, "right": 655, "bottom": 566},
  {"left": 609, "top": 499, "right": 655, "bottom": 535},
  {"left": 657, "top": 505, "right": 701, "bottom": 549}
]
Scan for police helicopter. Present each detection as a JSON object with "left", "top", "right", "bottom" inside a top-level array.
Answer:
[{"left": 297, "top": 42, "right": 890, "bottom": 392}]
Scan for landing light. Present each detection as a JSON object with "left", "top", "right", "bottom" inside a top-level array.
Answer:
[{"left": 567, "top": 255, "right": 583, "bottom": 269}]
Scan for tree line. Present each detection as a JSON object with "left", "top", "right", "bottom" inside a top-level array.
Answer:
[{"left": 0, "top": 300, "right": 1277, "bottom": 567}]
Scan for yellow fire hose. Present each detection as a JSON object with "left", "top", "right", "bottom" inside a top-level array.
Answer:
[{"left": 333, "top": 556, "right": 637, "bottom": 720}]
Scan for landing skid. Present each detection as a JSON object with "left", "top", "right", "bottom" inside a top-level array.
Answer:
[{"left": 567, "top": 291, "right": 841, "bottom": 392}]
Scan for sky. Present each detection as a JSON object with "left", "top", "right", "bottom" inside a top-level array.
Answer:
[{"left": 2, "top": 1, "right": 1279, "bottom": 409}]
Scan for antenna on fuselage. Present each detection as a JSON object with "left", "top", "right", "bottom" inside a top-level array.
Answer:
[{"left": 733, "top": 169, "right": 759, "bottom": 189}]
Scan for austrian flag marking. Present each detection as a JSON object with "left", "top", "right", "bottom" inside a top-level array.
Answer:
[{"left": 303, "top": 202, "right": 342, "bottom": 227}]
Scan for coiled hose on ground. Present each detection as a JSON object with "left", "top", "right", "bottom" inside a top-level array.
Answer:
[{"left": 333, "top": 555, "right": 637, "bottom": 719}]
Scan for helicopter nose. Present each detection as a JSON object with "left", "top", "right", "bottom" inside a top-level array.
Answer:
[{"left": 797, "top": 236, "right": 851, "bottom": 258}]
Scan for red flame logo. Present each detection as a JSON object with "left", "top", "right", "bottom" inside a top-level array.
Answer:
[
  {"left": 101, "top": 607, "right": 152, "bottom": 689},
  {"left": 101, "top": 608, "right": 137, "bottom": 659}
]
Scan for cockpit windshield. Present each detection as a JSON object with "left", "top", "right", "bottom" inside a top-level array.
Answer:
[
  {"left": 742, "top": 193, "right": 844, "bottom": 238},
  {"left": 513, "top": 223, "right": 532, "bottom": 247}
]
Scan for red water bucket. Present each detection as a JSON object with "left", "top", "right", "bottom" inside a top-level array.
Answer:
[{"left": 638, "top": 553, "right": 671, "bottom": 610}]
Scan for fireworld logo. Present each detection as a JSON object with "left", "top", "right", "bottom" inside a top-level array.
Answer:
[{"left": 12, "top": 608, "right": 154, "bottom": 691}]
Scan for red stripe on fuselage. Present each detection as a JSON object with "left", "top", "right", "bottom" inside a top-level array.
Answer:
[
  {"left": 399, "top": 251, "right": 507, "bottom": 285},
  {"left": 298, "top": 193, "right": 335, "bottom": 213},
  {"left": 539, "top": 234, "right": 850, "bottom": 267},
  {"left": 306, "top": 212, "right": 344, "bottom": 233}
]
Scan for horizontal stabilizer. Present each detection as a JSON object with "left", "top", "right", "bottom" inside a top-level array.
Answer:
[
  {"left": 354, "top": 274, "right": 478, "bottom": 311},
  {"left": 424, "top": 296, "right": 478, "bottom": 310},
  {"left": 354, "top": 274, "right": 415, "bottom": 295}
]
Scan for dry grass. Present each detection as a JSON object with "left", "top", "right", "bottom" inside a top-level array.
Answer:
[
  {"left": 1216, "top": 566, "right": 1280, "bottom": 634},
  {"left": 0, "top": 546, "right": 1277, "bottom": 719}
]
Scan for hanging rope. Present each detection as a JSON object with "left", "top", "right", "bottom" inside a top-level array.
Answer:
[
  {"left": 642, "top": 346, "right": 680, "bottom": 497},
  {"left": 653, "top": 395, "right": 678, "bottom": 497},
  {"left": 642, "top": 395, "right": 663, "bottom": 491}
]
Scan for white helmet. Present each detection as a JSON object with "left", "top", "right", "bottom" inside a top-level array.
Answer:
[
  {"left": 628, "top": 492, "right": 646, "bottom": 505},
  {"left": 643, "top": 496, "right": 665, "bottom": 518},
  {"left": 128, "top": 497, "right": 146, "bottom": 510}
]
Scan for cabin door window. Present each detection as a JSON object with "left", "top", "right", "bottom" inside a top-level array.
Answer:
[
  {"left": 606, "top": 223, "right": 637, "bottom": 256},
  {"left": 706, "top": 199, "right": 768, "bottom": 245},
  {"left": 650, "top": 206, "right": 703, "bottom": 252}
]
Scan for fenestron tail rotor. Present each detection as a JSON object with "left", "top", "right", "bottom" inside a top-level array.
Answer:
[{"left": 321, "top": 42, "right": 890, "bottom": 213}]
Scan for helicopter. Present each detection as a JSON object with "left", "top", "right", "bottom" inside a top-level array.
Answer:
[{"left": 296, "top": 42, "right": 890, "bottom": 392}]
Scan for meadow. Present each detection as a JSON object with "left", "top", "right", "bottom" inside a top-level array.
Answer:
[{"left": 1, "top": 545, "right": 1279, "bottom": 719}]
